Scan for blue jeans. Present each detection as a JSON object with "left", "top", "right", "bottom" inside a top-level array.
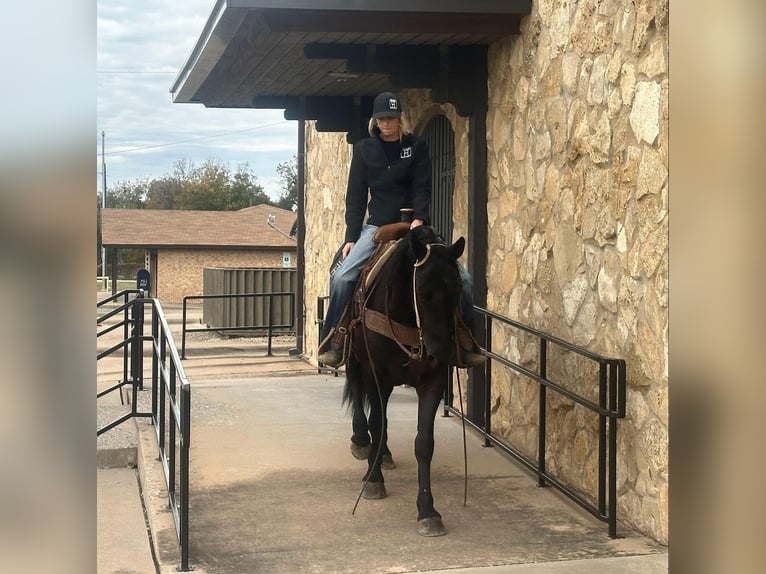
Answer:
[{"left": 320, "top": 224, "right": 475, "bottom": 341}]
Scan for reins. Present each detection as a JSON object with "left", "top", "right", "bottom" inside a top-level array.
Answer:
[
  {"left": 371, "top": 240, "right": 447, "bottom": 363},
  {"left": 410, "top": 242, "right": 447, "bottom": 362}
]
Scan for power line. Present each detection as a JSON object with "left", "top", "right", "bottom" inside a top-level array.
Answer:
[
  {"left": 97, "top": 70, "right": 176, "bottom": 74},
  {"left": 98, "top": 121, "right": 291, "bottom": 156}
]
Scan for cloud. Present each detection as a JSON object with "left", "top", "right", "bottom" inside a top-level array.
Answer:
[{"left": 97, "top": 0, "right": 297, "bottom": 197}]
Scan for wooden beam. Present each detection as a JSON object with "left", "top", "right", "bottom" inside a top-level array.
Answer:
[{"left": 262, "top": 9, "right": 523, "bottom": 36}]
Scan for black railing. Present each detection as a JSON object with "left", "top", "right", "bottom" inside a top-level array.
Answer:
[
  {"left": 97, "top": 291, "right": 192, "bottom": 570},
  {"left": 447, "top": 306, "right": 627, "bottom": 538},
  {"left": 97, "top": 290, "right": 150, "bottom": 433},
  {"left": 181, "top": 292, "right": 295, "bottom": 359}
]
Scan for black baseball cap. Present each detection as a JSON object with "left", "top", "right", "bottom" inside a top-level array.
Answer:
[{"left": 371, "top": 92, "right": 402, "bottom": 119}]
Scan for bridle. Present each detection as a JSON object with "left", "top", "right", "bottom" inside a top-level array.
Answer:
[{"left": 375, "top": 240, "right": 448, "bottom": 363}]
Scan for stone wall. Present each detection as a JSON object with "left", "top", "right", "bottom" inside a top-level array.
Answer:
[
  {"left": 303, "top": 131, "right": 353, "bottom": 358},
  {"left": 156, "top": 248, "right": 293, "bottom": 303},
  {"left": 484, "top": 0, "right": 668, "bottom": 542},
  {"left": 302, "top": 0, "right": 668, "bottom": 544}
]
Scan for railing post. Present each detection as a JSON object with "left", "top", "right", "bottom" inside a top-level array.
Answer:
[
  {"left": 131, "top": 294, "right": 145, "bottom": 392},
  {"left": 123, "top": 292, "right": 130, "bottom": 386},
  {"left": 151, "top": 302, "right": 159, "bottom": 419},
  {"left": 598, "top": 364, "right": 608, "bottom": 516},
  {"left": 537, "top": 338, "right": 547, "bottom": 487},
  {"left": 181, "top": 297, "right": 188, "bottom": 359},
  {"left": 180, "top": 384, "right": 191, "bottom": 570},
  {"left": 483, "top": 314, "right": 493, "bottom": 447},
  {"left": 316, "top": 296, "right": 325, "bottom": 373},
  {"left": 608, "top": 361, "right": 619, "bottom": 538},
  {"left": 266, "top": 293, "right": 274, "bottom": 356}
]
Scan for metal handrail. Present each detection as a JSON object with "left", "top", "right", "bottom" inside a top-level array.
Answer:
[
  {"left": 445, "top": 306, "right": 627, "bottom": 538},
  {"left": 97, "top": 291, "right": 192, "bottom": 570},
  {"left": 181, "top": 292, "right": 295, "bottom": 359},
  {"left": 143, "top": 297, "right": 191, "bottom": 570},
  {"left": 97, "top": 291, "right": 151, "bottom": 432}
]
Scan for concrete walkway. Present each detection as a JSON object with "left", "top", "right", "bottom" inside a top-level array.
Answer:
[{"left": 97, "top": 298, "right": 668, "bottom": 573}]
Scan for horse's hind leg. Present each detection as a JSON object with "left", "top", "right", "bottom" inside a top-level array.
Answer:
[
  {"left": 346, "top": 357, "right": 371, "bottom": 460},
  {"left": 414, "top": 376, "right": 448, "bottom": 536},
  {"left": 350, "top": 398, "right": 371, "bottom": 460},
  {"left": 353, "top": 397, "right": 396, "bottom": 467},
  {"left": 361, "top": 384, "right": 393, "bottom": 500}
]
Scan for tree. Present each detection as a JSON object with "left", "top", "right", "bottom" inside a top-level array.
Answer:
[
  {"left": 145, "top": 175, "right": 181, "bottom": 210},
  {"left": 275, "top": 155, "right": 298, "bottom": 211},
  {"left": 230, "top": 163, "right": 271, "bottom": 209},
  {"left": 176, "top": 158, "right": 231, "bottom": 210},
  {"left": 107, "top": 179, "right": 149, "bottom": 209}
]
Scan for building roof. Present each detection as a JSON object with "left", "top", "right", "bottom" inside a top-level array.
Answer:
[
  {"left": 101, "top": 204, "right": 297, "bottom": 250},
  {"left": 170, "top": 1, "right": 532, "bottom": 138},
  {"left": 171, "top": 1, "right": 531, "bottom": 107}
]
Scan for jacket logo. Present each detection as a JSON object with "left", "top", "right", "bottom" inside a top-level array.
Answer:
[{"left": 400, "top": 146, "right": 412, "bottom": 158}]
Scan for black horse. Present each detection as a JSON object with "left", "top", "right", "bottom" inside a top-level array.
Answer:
[{"left": 343, "top": 225, "right": 465, "bottom": 536}]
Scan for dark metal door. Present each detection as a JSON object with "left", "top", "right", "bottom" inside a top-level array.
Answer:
[{"left": 422, "top": 114, "right": 455, "bottom": 243}]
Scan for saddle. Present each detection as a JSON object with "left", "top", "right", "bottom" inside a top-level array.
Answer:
[
  {"left": 321, "top": 223, "right": 419, "bottom": 367},
  {"left": 322, "top": 222, "right": 485, "bottom": 369}
]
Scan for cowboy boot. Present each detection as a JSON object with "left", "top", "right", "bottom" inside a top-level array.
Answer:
[
  {"left": 455, "top": 312, "right": 486, "bottom": 368},
  {"left": 318, "top": 307, "right": 353, "bottom": 368}
]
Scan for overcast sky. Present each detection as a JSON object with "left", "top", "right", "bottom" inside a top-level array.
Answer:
[{"left": 97, "top": 0, "right": 299, "bottom": 200}]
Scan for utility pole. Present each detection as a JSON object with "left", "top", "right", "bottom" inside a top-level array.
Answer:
[{"left": 101, "top": 131, "right": 107, "bottom": 281}]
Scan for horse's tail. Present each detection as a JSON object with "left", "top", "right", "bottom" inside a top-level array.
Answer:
[{"left": 342, "top": 355, "right": 368, "bottom": 415}]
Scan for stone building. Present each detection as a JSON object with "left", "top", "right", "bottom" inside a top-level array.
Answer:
[
  {"left": 172, "top": 0, "right": 668, "bottom": 544},
  {"left": 101, "top": 204, "right": 297, "bottom": 302}
]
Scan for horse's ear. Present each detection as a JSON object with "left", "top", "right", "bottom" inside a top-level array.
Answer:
[{"left": 450, "top": 237, "right": 465, "bottom": 260}]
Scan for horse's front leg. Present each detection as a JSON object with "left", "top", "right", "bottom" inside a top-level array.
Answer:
[
  {"left": 414, "top": 373, "right": 448, "bottom": 536},
  {"left": 361, "top": 384, "right": 393, "bottom": 499}
]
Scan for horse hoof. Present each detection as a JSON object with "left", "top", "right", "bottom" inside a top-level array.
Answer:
[
  {"left": 381, "top": 453, "right": 396, "bottom": 470},
  {"left": 417, "top": 517, "right": 447, "bottom": 537},
  {"left": 362, "top": 481, "right": 387, "bottom": 499},
  {"left": 350, "top": 442, "right": 370, "bottom": 460}
]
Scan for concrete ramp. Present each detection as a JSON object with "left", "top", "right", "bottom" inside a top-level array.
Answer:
[{"left": 138, "top": 370, "right": 665, "bottom": 574}]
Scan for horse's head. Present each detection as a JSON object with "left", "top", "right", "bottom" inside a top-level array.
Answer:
[{"left": 408, "top": 226, "right": 466, "bottom": 365}]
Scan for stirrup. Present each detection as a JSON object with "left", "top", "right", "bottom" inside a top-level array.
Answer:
[
  {"left": 454, "top": 313, "right": 486, "bottom": 368},
  {"left": 318, "top": 325, "right": 351, "bottom": 368},
  {"left": 318, "top": 347, "right": 344, "bottom": 368}
]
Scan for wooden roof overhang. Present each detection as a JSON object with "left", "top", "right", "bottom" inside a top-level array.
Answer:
[{"left": 171, "top": 0, "right": 532, "bottom": 141}]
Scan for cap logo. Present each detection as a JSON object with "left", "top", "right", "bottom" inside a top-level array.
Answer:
[{"left": 389, "top": 98, "right": 399, "bottom": 110}]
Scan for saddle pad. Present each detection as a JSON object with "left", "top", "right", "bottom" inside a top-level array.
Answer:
[{"left": 363, "top": 240, "right": 399, "bottom": 292}]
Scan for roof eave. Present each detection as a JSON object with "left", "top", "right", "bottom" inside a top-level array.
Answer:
[{"left": 170, "top": 1, "right": 249, "bottom": 103}]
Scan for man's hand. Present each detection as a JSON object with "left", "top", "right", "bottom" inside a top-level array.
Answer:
[
  {"left": 410, "top": 219, "right": 424, "bottom": 229},
  {"left": 342, "top": 242, "right": 355, "bottom": 259}
]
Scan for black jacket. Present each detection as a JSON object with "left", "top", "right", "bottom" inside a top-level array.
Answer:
[{"left": 344, "top": 129, "right": 431, "bottom": 243}]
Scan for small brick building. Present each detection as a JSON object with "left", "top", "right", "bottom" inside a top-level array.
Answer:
[{"left": 101, "top": 204, "right": 297, "bottom": 303}]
